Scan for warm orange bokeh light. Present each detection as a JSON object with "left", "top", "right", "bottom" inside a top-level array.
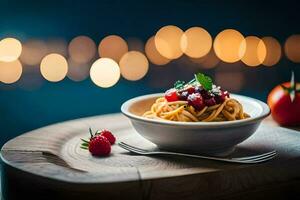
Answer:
[
  {"left": 145, "top": 36, "right": 170, "bottom": 66},
  {"left": 181, "top": 27, "right": 212, "bottom": 58},
  {"left": 20, "top": 39, "right": 48, "bottom": 66},
  {"left": 213, "top": 29, "right": 246, "bottom": 63},
  {"left": 154, "top": 25, "right": 184, "bottom": 59},
  {"left": 0, "top": 38, "right": 22, "bottom": 62},
  {"left": 191, "top": 48, "right": 220, "bottom": 69},
  {"left": 67, "top": 58, "right": 90, "bottom": 82},
  {"left": 0, "top": 60, "right": 22, "bottom": 84},
  {"left": 98, "top": 35, "right": 128, "bottom": 62},
  {"left": 40, "top": 53, "right": 68, "bottom": 82},
  {"left": 68, "top": 36, "right": 96, "bottom": 64},
  {"left": 241, "top": 36, "right": 266, "bottom": 67},
  {"left": 262, "top": 37, "right": 282, "bottom": 66},
  {"left": 90, "top": 58, "right": 120, "bottom": 88},
  {"left": 284, "top": 35, "right": 300, "bottom": 63},
  {"left": 119, "top": 51, "right": 149, "bottom": 81}
]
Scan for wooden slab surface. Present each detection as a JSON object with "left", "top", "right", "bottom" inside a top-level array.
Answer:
[{"left": 1, "top": 113, "right": 300, "bottom": 199}]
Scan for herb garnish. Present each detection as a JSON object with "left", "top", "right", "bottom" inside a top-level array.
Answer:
[
  {"left": 174, "top": 80, "right": 186, "bottom": 90},
  {"left": 194, "top": 73, "right": 213, "bottom": 90},
  {"left": 173, "top": 72, "right": 213, "bottom": 91}
]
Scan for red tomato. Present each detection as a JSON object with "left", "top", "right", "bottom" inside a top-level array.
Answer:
[{"left": 267, "top": 82, "right": 300, "bottom": 126}]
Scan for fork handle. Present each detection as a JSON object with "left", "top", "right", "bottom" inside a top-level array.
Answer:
[{"left": 158, "top": 152, "right": 254, "bottom": 164}]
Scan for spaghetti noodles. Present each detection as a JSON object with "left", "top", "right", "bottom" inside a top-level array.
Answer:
[
  {"left": 143, "top": 73, "right": 250, "bottom": 122},
  {"left": 143, "top": 97, "right": 249, "bottom": 122}
]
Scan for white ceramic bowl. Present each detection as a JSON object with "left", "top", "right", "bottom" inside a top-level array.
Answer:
[{"left": 121, "top": 93, "right": 270, "bottom": 156}]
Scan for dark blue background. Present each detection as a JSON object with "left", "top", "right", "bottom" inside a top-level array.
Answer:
[{"left": 0, "top": 0, "right": 300, "bottom": 146}]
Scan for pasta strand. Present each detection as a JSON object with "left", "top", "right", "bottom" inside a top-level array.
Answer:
[{"left": 143, "top": 97, "right": 249, "bottom": 122}]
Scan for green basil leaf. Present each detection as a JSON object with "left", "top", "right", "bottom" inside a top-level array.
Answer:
[{"left": 195, "top": 73, "right": 213, "bottom": 90}]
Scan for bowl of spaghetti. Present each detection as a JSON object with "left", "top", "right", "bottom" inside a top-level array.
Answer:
[{"left": 121, "top": 73, "right": 270, "bottom": 156}]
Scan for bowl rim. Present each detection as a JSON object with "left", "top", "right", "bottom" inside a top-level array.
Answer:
[{"left": 121, "top": 93, "right": 270, "bottom": 128}]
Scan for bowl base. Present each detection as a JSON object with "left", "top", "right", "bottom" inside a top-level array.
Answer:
[{"left": 206, "top": 146, "right": 236, "bottom": 157}]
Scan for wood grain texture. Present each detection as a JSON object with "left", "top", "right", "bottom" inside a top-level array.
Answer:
[{"left": 1, "top": 114, "right": 300, "bottom": 199}]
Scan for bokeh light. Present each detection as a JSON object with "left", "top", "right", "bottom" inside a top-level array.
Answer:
[
  {"left": 67, "top": 58, "right": 90, "bottom": 82},
  {"left": 262, "top": 37, "right": 282, "bottom": 66},
  {"left": 145, "top": 36, "right": 170, "bottom": 65},
  {"left": 241, "top": 36, "right": 266, "bottom": 67},
  {"left": 213, "top": 29, "right": 246, "bottom": 63},
  {"left": 191, "top": 48, "right": 220, "bottom": 69},
  {"left": 284, "top": 34, "right": 300, "bottom": 63},
  {"left": 181, "top": 27, "right": 212, "bottom": 58},
  {"left": 90, "top": 58, "right": 120, "bottom": 88},
  {"left": 119, "top": 51, "right": 149, "bottom": 81},
  {"left": 68, "top": 36, "right": 96, "bottom": 64},
  {"left": 0, "top": 60, "right": 22, "bottom": 84},
  {"left": 154, "top": 25, "right": 184, "bottom": 59},
  {"left": 0, "top": 38, "right": 22, "bottom": 62},
  {"left": 20, "top": 39, "right": 48, "bottom": 66},
  {"left": 98, "top": 35, "right": 128, "bottom": 62},
  {"left": 46, "top": 39, "right": 68, "bottom": 56},
  {"left": 40, "top": 53, "right": 68, "bottom": 82}
]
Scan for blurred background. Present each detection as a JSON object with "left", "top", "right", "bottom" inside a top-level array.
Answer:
[{"left": 0, "top": 0, "right": 299, "bottom": 146}]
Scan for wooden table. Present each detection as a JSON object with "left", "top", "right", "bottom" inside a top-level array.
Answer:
[{"left": 1, "top": 114, "right": 300, "bottom": 200}]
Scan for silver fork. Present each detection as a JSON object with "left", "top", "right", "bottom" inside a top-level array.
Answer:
[{"left": 118, "top": 142, "right": 277, "bottom": 164}]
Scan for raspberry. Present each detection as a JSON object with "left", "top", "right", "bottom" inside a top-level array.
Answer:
[
  {"left": 215, "top": 90, "right": 230, "bottom": 104},
  {"left": 187, "top": 93, "right": 205, "bottom": 110},
  {"left": 88, "top": 136, "right": 111, "bottom": 156},
  {"left": 200, "top": 89, "right": 213, "bottom": 99},
  {"left": 204, "top": 97, "right": 217, "bottom": 106},
  {"left": 179, "top": 91, "right": 189, "bottom": 101},
  {"left": 185, "top": 86, "right": 196, "bottom": 94},
  {"left": 81, "top": 128, "right": 112, "bottom": 157},
  {"left": 100, "top": 130, "right": 116, "bottom": 145}
]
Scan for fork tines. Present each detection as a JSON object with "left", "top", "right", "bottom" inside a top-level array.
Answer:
[{"left": 118, "top": 142, "right": 277, "bottom": 164}]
